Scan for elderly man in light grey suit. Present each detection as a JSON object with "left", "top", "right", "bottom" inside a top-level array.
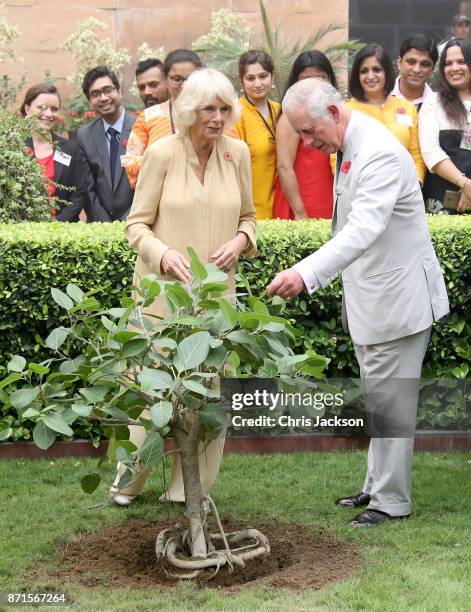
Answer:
[{"left": 268, "top": 80, "right": 449, "bottom": 527}]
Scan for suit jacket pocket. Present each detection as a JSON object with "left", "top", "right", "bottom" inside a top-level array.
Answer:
[
  {"left": 362, "top": 266, "right": 404, "bottom": 280},
  {"left": 422, "top": 258, "right": 450, "bottom": 321}
]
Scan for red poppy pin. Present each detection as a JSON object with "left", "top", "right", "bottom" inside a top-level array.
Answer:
[
  {"left": 122, "top": 139, "right": 128, "bottom": 148},
  {"left": 25, "top": 146, "right": 34, "bottom": 156},
  {"left": 223, "top": 151, "right": 233, "bottom": 161},
  {"left": 340, "top": 160, "right": 352, "bottom": 174},
  {"left": 396, "top": 107, "right": 406, "bottom": 114}
]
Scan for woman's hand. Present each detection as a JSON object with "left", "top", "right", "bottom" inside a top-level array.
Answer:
[
  {"left": 161, "top": 249, "right": 192, "bottom": 283},
  {"left": 457, "top": 190, "right": 471, "bottom": 213},
  {"left": 293, "top": 209, "right": 308, "bottom": 220},
  {"left": 210, "top": 233, "right": 248, "bottom": 271}
]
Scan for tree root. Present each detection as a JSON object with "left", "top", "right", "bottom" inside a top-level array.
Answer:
[{"left": 155, "top": 495, "right": 270, "bottom": 579}]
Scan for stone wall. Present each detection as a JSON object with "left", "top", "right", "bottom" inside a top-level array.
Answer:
[{"left": 3, "top": 0, "right": 348, "bottom": 102}]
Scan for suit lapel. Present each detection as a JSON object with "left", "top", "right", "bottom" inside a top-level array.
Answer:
[
  {"left": 112, "top": 110, "right": 133, "bottom": 192},
  {"left": 92, "top": 119, "right": 112, "bottom": 190}
]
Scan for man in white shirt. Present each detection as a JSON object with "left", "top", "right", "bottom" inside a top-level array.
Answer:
[
  {"left": 268, "top": 79, "right": 449, "bottom": 528},
  {"left": 392, "top": 33, "right": 437, "bottom": 111}
]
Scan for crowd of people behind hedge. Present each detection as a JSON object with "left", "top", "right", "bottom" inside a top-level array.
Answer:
[{"left": 20, "top": 30, "right": 471, "bottom": 223}]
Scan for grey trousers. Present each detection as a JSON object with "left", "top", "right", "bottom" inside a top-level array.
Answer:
[{"left": 354, "top": 327, "right": 431, "bottom": 517}]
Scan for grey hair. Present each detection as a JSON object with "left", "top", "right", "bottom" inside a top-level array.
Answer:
[
  {"left": 282, "top": 79, "right": 343, "bottom": 120},
  {"left": 173, "top": 68, "right": 240, "bottom": 133}
]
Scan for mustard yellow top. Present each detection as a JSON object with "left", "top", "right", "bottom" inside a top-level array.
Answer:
[
  {"left": 346, "top": 97, "right": 426, "bottom": 183},
  {"left": 235, "top": 97, "right": 281, "bottom": 220}
]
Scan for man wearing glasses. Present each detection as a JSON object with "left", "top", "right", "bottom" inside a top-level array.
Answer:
[{"left": 77, "top": 65, "right": 136, "bottom": 222}]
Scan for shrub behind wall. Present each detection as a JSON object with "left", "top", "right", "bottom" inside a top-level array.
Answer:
[{"left": 0, "top": 217, "right": 469, "bottom": 379}]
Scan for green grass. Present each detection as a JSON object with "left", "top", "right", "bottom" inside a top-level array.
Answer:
[{"left": 1, "top": 451, "right": 470, "bottom": 611}]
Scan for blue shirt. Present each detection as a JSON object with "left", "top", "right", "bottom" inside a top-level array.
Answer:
[{"left": 102, "top": 108, "right": 125, "bottom": 155}]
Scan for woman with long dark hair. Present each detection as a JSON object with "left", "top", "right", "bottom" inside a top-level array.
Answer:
[
  {"left": 21, "top": 83, "right": 87, "bottom": 221},
  {"left": 235, "top": 50, "right": 281, "bottom": 219},
  {"left": 419, "top": 38, "right": 471, "bottom": 213},
  {"left": 274, "top": 50, "right": 336, "bottom": 219},
  {"left": 347, "top": 43, "right": 425, "bottom": 183}
]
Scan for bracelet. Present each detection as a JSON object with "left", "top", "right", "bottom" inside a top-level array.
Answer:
[{"left": 456, "top": 173, "right": 467, "bottom": 190}]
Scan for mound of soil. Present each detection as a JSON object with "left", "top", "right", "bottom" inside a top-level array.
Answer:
[{"left": 37, "top": 518, "right": 362, "bottom": 592}]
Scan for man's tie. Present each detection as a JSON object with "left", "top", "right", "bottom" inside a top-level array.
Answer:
[{"left": 107, "top": 127, "right": 119, "bottom": 188}]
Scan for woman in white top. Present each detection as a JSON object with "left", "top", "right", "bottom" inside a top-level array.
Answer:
[{"left": 419, "top": 38, "right": 471, "bottom": 213}]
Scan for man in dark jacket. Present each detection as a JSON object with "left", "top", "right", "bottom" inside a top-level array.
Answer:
[{"left": 78, "top": 65, "right": 136, "bottom": 222}]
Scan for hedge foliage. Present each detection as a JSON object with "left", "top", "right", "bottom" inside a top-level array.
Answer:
[{"left": 0, "top": 217, "right": 469, "bottom": 439}]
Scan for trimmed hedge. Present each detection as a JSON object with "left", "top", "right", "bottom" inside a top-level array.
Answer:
[{"left": 0, "top": 217, "right": 469, "bottom": 438}]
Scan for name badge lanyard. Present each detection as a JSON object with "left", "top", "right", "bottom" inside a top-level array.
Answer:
[
  {"left": 169, "top": 99, "right": 176, "bottom": 134},
  {"left": 244, "top": 94, "right": 276, "bottom": 141}
]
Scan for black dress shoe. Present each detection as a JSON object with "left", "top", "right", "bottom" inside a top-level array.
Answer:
[
  {"left": 335, "top": 491, "right": 371, "bottom": 508},
  {"left": 348, "top": 509, "right": 410, "bottom": 527}
]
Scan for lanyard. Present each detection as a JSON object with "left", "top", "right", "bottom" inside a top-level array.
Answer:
[{"left": 244, "top": 95, "right": 276, "bottom": 140}]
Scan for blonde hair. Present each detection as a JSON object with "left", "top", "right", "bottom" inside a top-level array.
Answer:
[{"left": 173, "top": 68, "right": 240, "bottom": 133}]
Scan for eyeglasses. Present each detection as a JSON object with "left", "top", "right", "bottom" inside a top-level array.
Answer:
[
  {"left": 89, "top": 85, "right": 117, "bottom": 101},
  {"left": 167, "top": 75, "right": 187, "bottom": 85}
]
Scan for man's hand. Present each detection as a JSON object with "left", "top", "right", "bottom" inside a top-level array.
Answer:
[
  {"left": 161, "top": 248, "right": 192, "bottom": 283},
  {"left": 267, "top": 268, "right": 305, "bottom": 299}
]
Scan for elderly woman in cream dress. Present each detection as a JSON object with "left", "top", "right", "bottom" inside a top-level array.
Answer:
[{"left": 111, "top": 68, "right": 256, "bottom": 505}]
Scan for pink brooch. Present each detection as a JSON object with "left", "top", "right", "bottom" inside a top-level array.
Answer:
[
  {"left": 340, "top": 160, "right": 351, "bottom": 174},
  {"left": 396, "top": 107, "right": 406, "bottom": 114},
  {"left": 223, "top": 151, "right": 233, "bottom": 161}
]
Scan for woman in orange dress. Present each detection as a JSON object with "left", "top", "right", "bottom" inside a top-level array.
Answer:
[
  {"left": 274, "top": 51, "right": 336, "bottom": 219},
  {"left": 124, "top": 49, "right": 203, "bottom": 189}
]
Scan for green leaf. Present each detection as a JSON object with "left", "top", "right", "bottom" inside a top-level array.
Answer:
[
  {"left": 0, "top": 428, "right": 13, "bottom": 442},
  {"left": 80, "top": 386, "right": 109, "bottom": 404},
  {"left": 51, "top": 287, "right": 74, "bottom": 310},
  {"left": 72, "top": 403, "right": 93, "bottom": 417},
  {"left": 174, "top": 331, "right": 211, "bottom": 371},
  {"left": 138, "top": 432, "right": 164, "bottom": 466},
  {"left": 122, "top": 338, "right": 149, "bottom": 357},
  {"left": 81, "top": 473, "right": 101, "bottom": 494},
  {"left": 219, "top": 299, "right": 238, "bottom": 325},
  {"left": 7, "top": 355, "right": 26, "bottom": 372},
  {"left": 152, "top": 337, "right": 177, "bottom": 351},
  {"left": 188, "top": 246, "right": 208, "bottom": 280},
  {"left": 33, "top": 421, "right": 56, "bottom": 450},
  {"left": 10, "top": 387, "right": 39, "bottom": 409},
  {"left": 138, "top": 368, "right": 173, "bottom": 392},
  {"left": 113, "top": 330, "right": 140, "bottom": 343},
  {"left": 150, "top": 400, "right": 173, "bottom": 428},
  {"left": 28, "top": 362, "right": 50, "bottom": 375},
  {"left": 0, "top": 372, "right": 22, "bottom": 390},
  {"left": 45, "top": 326, "right": 69, "bottom": 351},
  {"left": 182, "top": 379, "right": 219, "bottom": 398},
  {"left": 22, "top": 407, "right": 40, "bottom": 418},
  {"left": 42, "top": 413, "right": 74, "bottom": 436},
  {"left": 66, "top": 283, "right": 85, "bottom": 304},
  {"left": 203, "top": 263, "right": 228, "bottom": 283},
  {"left": 165, "top": 284, "right": 193, "bottom": 310}
]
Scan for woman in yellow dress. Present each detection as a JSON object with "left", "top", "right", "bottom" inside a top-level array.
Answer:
[
  {"left": 347, "top": 43, "right": 426, "bottom": 183},
  {"left": 235, "top": 50, "right": 281, "bottom": 219}
]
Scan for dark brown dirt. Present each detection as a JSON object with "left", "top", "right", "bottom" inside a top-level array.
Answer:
[{"left": 30, "top": 518, "right": 362, "bottom": 593}]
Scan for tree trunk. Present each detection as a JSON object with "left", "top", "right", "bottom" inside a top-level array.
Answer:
[{"left": 171, "top": 413, "right": 207, "bottom": 559}]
